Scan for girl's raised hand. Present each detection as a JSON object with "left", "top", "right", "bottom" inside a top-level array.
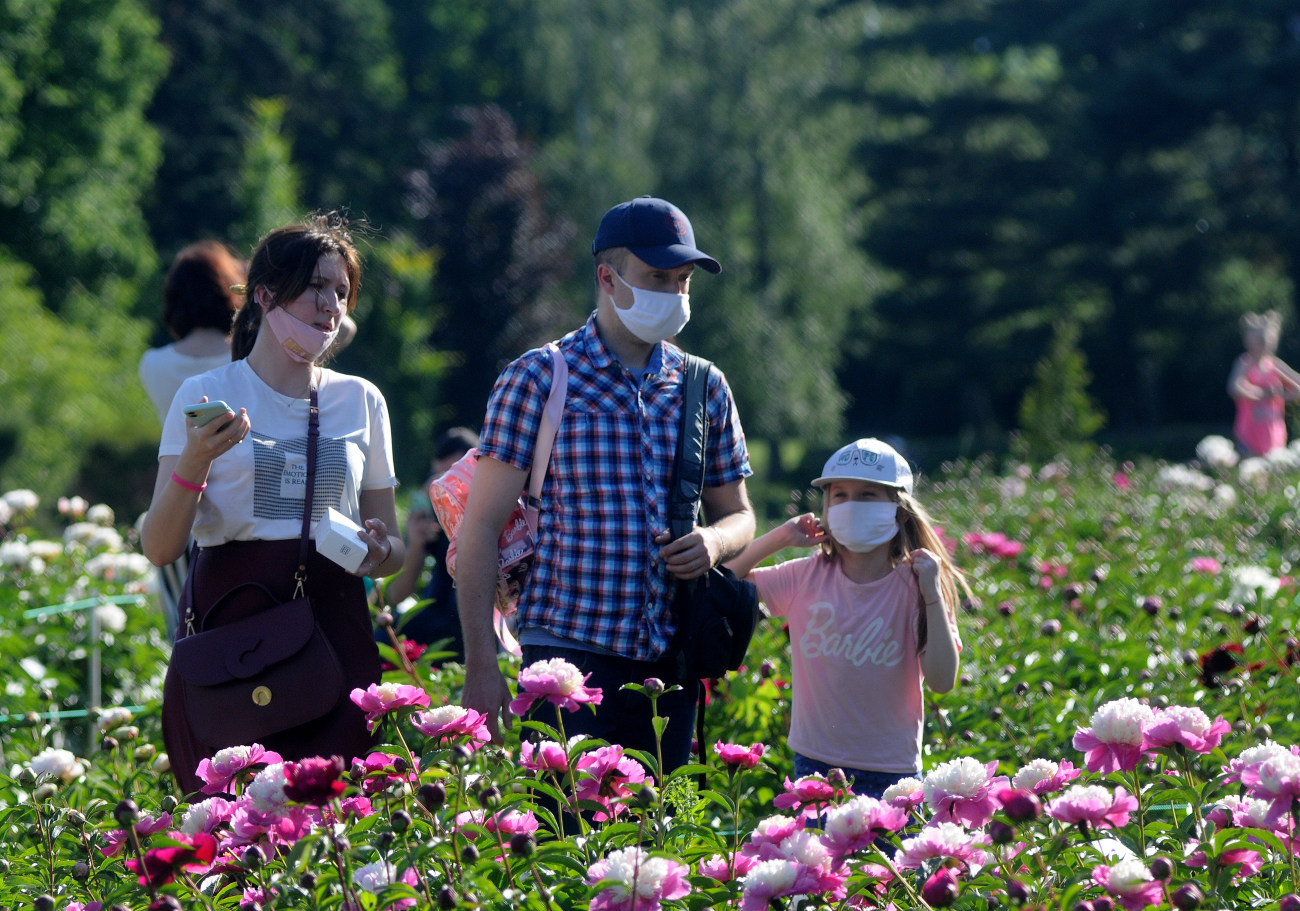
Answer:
[
  {"left": 906, "top": 547, "right": 942, "bottom": 600},
  {"left": 785, "top": 512, "right": 829, "bottom": 549}
]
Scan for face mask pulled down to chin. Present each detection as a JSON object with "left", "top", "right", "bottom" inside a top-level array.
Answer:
[
  {"left": 609, "top": 270, "right": 690, "bottom": 344},
  {"left": 263, "top": 305, "right": 339, "bottom": 364}
]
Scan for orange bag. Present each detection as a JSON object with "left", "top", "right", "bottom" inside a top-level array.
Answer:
[{"left": 429, "top": 343, "right": 567, "bottom": 656}]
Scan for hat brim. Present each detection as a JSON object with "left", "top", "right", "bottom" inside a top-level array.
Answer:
[
  {"left": 811, "top": 475, "right": 912, "bottom": 494},
  {"left": 628, "top": 243, "right": 722, "bottom": 274}
]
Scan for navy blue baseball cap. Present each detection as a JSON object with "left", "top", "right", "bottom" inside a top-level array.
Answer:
[{"left": 591, "top": 196, "right": 722, "bottom": 274}]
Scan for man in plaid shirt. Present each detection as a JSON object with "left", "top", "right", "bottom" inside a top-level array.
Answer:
[{"left": 457, "top": 196, "right": 756, "bottom": 770}]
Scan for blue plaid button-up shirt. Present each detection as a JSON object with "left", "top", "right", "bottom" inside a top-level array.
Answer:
[{"left": 478, "top": 314, "right": 752, "bottom": 661}]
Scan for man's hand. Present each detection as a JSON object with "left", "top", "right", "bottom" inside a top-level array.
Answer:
[
  {"left": 656, "top": 527, "right": 716, "bottom": 580},
  {"left": 461, "top": 661, "right": 514, "bottom": 743}
]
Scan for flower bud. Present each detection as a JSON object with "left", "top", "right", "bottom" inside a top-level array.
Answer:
[
  {"left": 1039, "top": 619, "right": 1061, "bottom": 636},
  {"left": 71, "top": 861, "right": 90, "bottom": 882},
  {"left": 242, "top": 846, "right": 263, "bottom": 869},
  {"left": 1147, "top": 856, "right": 1173, "bottom": 881},
  {"left": 33, "top": 783, "right": 58, "bottom": 802},
  {"left": 477, "top": 785, "right": 501, "bottom": 807},
  {"left": 642, "top": 677, "right": 665, "bottom": 697},
  {"left": 1171, "top": 884, "right": 1203, "bottom": 911},
  {"left": 1006, "top": 879, "right": 1029, "bottom": 905},
  {"left": 1279, "top": 894, "right": 1300, "bottom": 911},
  {"left": 999, "top": 789, "right": 1042, "bottom": 822},
  {"left": 34, "top": 895, "right": 55, "bottom": 911},
  {"left": 1141, "top": 595, "right": 1162, "bottom": 616},
  {"left": 461, "top": 842, "right": 480, "bottom": 863},
  {"left": 113, "top": 798, "right": 140, "bottom": 826},
  {"left": 153, "top": 753, "right": 172, "bottom": 775},
  {"left": 133, "top": 744, "right": 156, "bottom": 762},
  {"left": 391, "top": 809, "right": 412, "bottom": 834},
  {"left": 100, "top": 736, "right": 119, "bottom": 753},
  {"left": 988, "top": 820, "right": 1016, "bottom": 845},
  {"left": 437, "top": 886, "right": 459, "bottom": 910},
  {"left": 419, "top": 782, "right": 447, "bottom": 810},
  {"left": 149, "top": 897, "right": 183, "bottom": 911},
  {"left": 377, "top": 611, "right": 394, "bottom": 628},
  {"left": 510, "top": 833, "right": 536, "bottom": 857},
  {"left": 921, "top": 868, "right": 960, "bottom": 908},
  {"left": 300, "top": 871, "right": 318, "bottom": 890},
  {"left": 160, "top": 795, "right": 179, "bottom": 814},
  {"left": 827, "top": 767, "right": 849, "bottom": 789},
  {"left": 1092, "top": 897, "right": 1114, "bottom": 911},
  {"left": 997, "top": 601, "right": 1015, "bottom": 616}
]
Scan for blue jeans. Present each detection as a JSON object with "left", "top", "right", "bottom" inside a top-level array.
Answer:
[
  {"left": 792, "top": 753, "right": 917, "bottom": 800},
  {"left": 520, "top": 645, "right": 699, "bottom": 773}
]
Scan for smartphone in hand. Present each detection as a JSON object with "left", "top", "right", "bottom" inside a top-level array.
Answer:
[{"left": 183, "top": 401, "right": 234, "bottom": 428}]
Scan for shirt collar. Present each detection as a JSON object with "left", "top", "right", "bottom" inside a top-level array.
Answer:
[{"left": 578, "top": 312, "right": 683, "bottom": 379}]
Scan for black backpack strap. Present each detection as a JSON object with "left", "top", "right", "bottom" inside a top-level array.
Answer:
[
  {"left": 669, "top": 352, "right": 713, "bottom": 781},
  {"left": 669, "top": 355, "right": 710, "bottom": 542}
]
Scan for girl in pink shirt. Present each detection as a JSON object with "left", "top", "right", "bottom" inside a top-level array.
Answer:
[
  {"left": 1228, "top": 310, "right": 1300, "bottom": 456},
  {"left": 725, "top": 438, "right": 968, "bottom": 798}
]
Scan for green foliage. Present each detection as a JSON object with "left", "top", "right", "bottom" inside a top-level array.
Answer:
[
  {"left": 0, "top": 0, "right": 165, "bottom": 313},
  {"left": 0, "top": 255, "right": 156, "bottom": 515},
  {"left": 228, "top": 98, "right": 302, "bottom": 254},
  {"left": 1014, "top": 321, "right": 1107, "bottom": 464}
]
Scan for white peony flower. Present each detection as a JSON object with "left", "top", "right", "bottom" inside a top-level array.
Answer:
[
  {"left": 923, "top": 755, "right": 989, "bottom": 802},
  {"left": 248, "top": 763, "right": 290, "bottom": 814},
  {"left": 95, "top": 604, "right": 128, "bottom": 634},
  {"left": 28, "top": 540, "right": 63, "bottom": 561},
  {"left": 28, "top": 747, "right": 86, "bottom": 782},
  {"left": 1012, "top": 758, "right": 1060, "bottom": 791},
  {"left": 419, "top": 705, "right": 468, "bottom": 726},
  {"left": 0, "top": 540, "right": 31, "bottom": 568},
  {"left": 1107, "top": 857, "right": 1154, "bottom": 890},
  {"left": 1239, "top": 457, "right": 1271, "bottom": 487},
  {"left": 97, "top": 706, "right": 134, "bottom": 731},
  {"left": 1196, "top": 435, "right": 1239, "bottom": 469},
  {"left": 1087, "top": 698, "right": 1153, "bottom": 746},
  {"left": 2, "top": 489, "right": 39, "bottom": 512},
  {"left": 353, "top": 860, "right": 400, "bottom": 893},
  {"left": 741, "top": 859, "right": 798, "bottom": 892},
  {"left": 1230, "top": 565, "right": 1281, "bottom": 603},
  {"left": 1155, "top": 464, "right": 1215, "bottom": 492},
  {"left": 86, "top": 503, "right": 116, "bottom": 526},
  {"left": 882, "top": 777, "right": 923, "bottom": 802},
  {"left": 179, "top": 797, "right": 229, "bottom": 836}
]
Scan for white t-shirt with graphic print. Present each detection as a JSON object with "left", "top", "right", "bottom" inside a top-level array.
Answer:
[
  {"left": 751, "top": 558, "right": 959, "bottom": 774},
  {"left": 159, "top": 359, "right": 396, "bottom": 547}
]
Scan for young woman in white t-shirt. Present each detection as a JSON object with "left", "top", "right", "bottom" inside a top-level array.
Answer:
[
  {"left": 142, "top": 213, "right": 405, "bottom": 796},
  {"left": 724, "top": 437, "right": 966, "bottom": 799}
]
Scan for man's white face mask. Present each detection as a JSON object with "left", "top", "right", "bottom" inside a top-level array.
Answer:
[{"left": 609, "top": 270, "right": 691, "bottom": 344}]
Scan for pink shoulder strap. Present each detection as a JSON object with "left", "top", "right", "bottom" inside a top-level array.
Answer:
[{"left": 523, "top": 342, "right": 567, "bottom": 532}]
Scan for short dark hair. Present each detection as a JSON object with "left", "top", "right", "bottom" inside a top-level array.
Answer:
[
  {"left": 231, "top": 212, "right": 362, "bottom": 361},
  {"left": 162, "top": 241, "right": 246, "bottom": 340},
  {"left": 435, "top": 426, "right": 479, "bottom": 461}
]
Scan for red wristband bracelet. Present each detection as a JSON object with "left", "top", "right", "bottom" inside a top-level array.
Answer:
[{"left": 170, "top": 471, "right": 206, "bottom": 493}]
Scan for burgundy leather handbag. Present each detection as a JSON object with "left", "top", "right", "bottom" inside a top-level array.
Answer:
[{"left": 171, "top": 388, "right": 345, "bottom": 748}]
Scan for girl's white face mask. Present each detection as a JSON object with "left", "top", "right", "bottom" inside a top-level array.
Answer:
[
  {"left": 609, "top": 270, "right": 691, "bottom": 344},
  {"left": 263, "top": 303, "right": 339, "bottom": 363},
  {"left": 827, "top": 500, "right": 899, "bottom": 553}
]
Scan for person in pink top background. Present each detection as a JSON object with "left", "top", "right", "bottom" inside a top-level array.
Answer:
[
  {"left": 724, "top": 437, "right": 968, "bottom": 798},
  {"left": 1228, "top": 310, "right": 1300, "bottom": 456}
]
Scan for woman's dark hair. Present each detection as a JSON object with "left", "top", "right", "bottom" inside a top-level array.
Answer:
[
  {"left": 231, "top": 212, "right": 362, "bottom": 361},
  {"left": 162, "top": 241, "right": 246, "bottom": 340}
]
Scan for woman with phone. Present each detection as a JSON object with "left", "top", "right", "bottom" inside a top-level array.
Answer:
[{"left": 141, "top": 213, "right": 404, "bottom": 796}]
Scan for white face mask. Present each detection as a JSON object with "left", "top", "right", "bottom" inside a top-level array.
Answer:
[
  {"left": 609, "top": 270, "right": 691, "bottom": 344},
  {"left": 827, "top": 501, "right": 899, "bottom": 553}
]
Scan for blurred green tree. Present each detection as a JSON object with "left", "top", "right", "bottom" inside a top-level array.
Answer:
[{"left": 1014, "top": 321, "right": 1106, "bottom": 464}]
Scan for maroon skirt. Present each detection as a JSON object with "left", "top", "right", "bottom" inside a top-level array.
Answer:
[{"left": 162, "top": 539, "right": 380, "bottom": 796}]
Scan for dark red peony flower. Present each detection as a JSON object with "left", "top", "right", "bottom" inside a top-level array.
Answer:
[
  {"left": 283, "top": 755, "right": 347, "bottom": 805},
  {"left": 125, "top": 831, "right": 218, "bottom": 887}
]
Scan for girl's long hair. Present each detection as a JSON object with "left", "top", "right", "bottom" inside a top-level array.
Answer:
[{"left": 820, "top": 486, "right": 974, "bottom": 651}]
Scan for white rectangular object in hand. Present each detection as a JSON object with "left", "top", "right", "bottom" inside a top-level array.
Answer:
[{"left": 315, "top": 507, "right": 366, "bottom": 573}]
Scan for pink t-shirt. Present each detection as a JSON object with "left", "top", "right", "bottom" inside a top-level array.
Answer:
[
  {"left": 1234, "top": 358, "right": 1287, "bottom": 456},
  {"left": 751, "top": 558, "right": 958, "bottom": 773}
]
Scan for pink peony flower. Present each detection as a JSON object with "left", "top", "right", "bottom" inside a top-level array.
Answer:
[
  {"left": 574, "top": 745, "right": 652, "bottom": 821},
  {"left": 964, "top": 531, "right": 1024, "bottom": 560},
  {"left": 1037, "top": 561, "right": 1068, "bottom": 589},
  {"left": 125, "top": 831, "right": 218, "bottom": 887},
  {"left": 99, "top": 812, "right": 174, "bottom": 857},
  {"left": 1047, "top": 785, "right": 1138, "bottom": 830},
  {"left": 353, "top": 751, "right": 417, "bottom": 796},
  {"left": 1011, "top": 758, "right": 1080, "bottom": 795},
  {"left": 1112, "top": 471, "right": 1132, "bottom": 491},
  {"left": 1185, "top": 844, "right": 1264, "bottom": 881},
  {"left": 1189, "top": 556, "right": 1222, "bottom": 574},
  {"left": 739, "top": 857, "right": 846, "bottom": 911},
  {"left": 715, "top": 740, "right": 766, "bottom": 770},
  {"left": 820, "top": 796, "right": 909, "bottom": 859},
  {"left": 485, "top": 808, "right": 539, "bottom": 837},
  {"left": 510, "top": 657, "right": 604, "bottom": 716},
  {"left": 588, "top": 846, "right": 691, "bottom": 911},
  {"left": 195, "top": 744, "right": 283, "bottom": 795},
  {"left": 282, "top": 755, "right": 347, "bottom": 805},
  {"left": 178, "top": 798, "right": 232, "bottom": 837},
  {"left": 1093, "top": 858, "right": 1165, "bottom": 911},
  {"left": 773, "top": 774, "right": 845, "bottom": 816},
  {"left": 895, "top": 821, "right": 991, "bottom": 870},
  {"left": 1222, "top": 741, "right": 1299, "bottom": 785},
  {"left": 1072, "top": 698, "right": 1154, "bottom": 773},
  {"left": 1242, "top": 750, "right": 1300, "bottom": 822},
  {"left": 520, "top": 739, "right": 570, "bottom": 773},
  {"left": 922, "top": 757, "right": 1008, "bottom": 828},
  {"left": 699, "top": 852, "right": 759, "bottom": 882},
  {"left": 742, "top": 815, "right": 806, "bottom": 861},
  {"left": 349, "top": 683, "right": 431, "bottom": 732},
  {"left": 411, "top": 705, "right": 491, "bottom": 750},
  {"left": 922, "top": 867, "right": 961, "bottom": 907},
  {"left": 353, "top": 861, "right": 419, "bottom": 908},
  {"left": 1143, "top": 706, "right": 1230, "bottom": 754},
  {"left": 881, "top": 776, "right": 925, "bottom": 811}
]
